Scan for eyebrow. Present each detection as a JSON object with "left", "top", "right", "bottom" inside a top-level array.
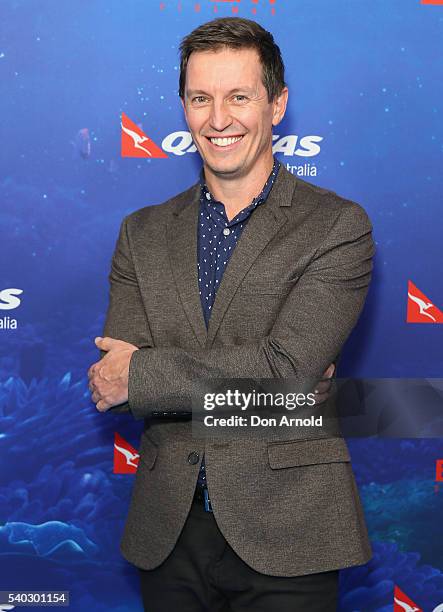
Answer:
[{"left": 186, "top": 87, "right": 255, "bottom": 97}]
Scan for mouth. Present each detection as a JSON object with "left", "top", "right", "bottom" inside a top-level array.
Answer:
[{"left": 205, "top": 135, "right": 244, "bottom": 149}]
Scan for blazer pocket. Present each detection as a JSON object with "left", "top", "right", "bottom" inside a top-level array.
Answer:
[
  {"left": 138, "top": 431, "right": 159, "bottom": 470},
  {"left": 239, "top": 279, "right": 296, "bottom": 295},
  {"left": 267, "top": 437, "right": 351, "bottom": 469}
]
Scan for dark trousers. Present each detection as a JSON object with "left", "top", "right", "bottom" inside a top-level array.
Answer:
[{"left": 138, "top": 492, "right": 339, "bottom": 612}]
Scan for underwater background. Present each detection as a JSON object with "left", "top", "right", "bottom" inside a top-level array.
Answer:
[{"left": 1, "top": 0, "right": 442, "bottom": 610}]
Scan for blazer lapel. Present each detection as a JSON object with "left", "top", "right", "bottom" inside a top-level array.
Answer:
[
  {"left": 167, "top": 184, "right": 208, "bottom": 348},
  {"left": 167, "top": 165, "right": 297, "bottom": 349}
]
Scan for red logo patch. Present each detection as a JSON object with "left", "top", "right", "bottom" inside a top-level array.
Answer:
[
  {"left": 407, "top": 280, "right": 443, "bottom": 324},
  {"left": 394, "top": 585, "right": 422, "bottom": 612},
  {"left": 121, "top": 112, "right": 167, "bottom": 159},
  {"left": 114, "top": 432, "right": 139, "bottom": 474}
]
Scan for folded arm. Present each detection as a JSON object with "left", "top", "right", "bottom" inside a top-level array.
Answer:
[{"left": 95, "top": 216, "right": 154, "bottom": 414}]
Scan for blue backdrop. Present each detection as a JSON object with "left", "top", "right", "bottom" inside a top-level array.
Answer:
[{"left": 1, "top": 1, "right": 442, "bottom": 610}]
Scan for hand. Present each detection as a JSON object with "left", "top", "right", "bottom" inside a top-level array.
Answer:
[
  {"left": 313, "top": 363, "right": 335, "bottom": 405},
  {"left": 88, "top": 337, "right": 139, "bottom": 412}
]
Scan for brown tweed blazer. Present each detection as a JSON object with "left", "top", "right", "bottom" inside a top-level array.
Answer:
[{"left": 102, "top": 163, "right": 375, "bottom": 576}]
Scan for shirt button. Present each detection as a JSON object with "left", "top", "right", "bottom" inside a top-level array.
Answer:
[
  {"left": 206, "top": 192, "right": 211, "bottom": 200},
  {"left": 187, "top": 452, "right": 200, "bottom": 465},
  {"left": 223, "top": 228, "right": 230, "bottom": 236}
]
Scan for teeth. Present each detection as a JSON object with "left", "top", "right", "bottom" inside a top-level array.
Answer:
[{"left": 210, "top": 136, "right": 242, "bottom": 147}]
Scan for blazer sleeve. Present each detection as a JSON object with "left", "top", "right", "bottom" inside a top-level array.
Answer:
[
  {"left": 99, "top": 215, "right": 154, "bottom": 414},
  {"left": 127, "top": 203, "right": 375, "bottom": 420}
]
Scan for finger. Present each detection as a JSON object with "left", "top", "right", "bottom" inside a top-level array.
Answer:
[
  {"left": 323, "top": 363, "right": 335, "bottom": 379},
  {"left": 96, "top": 399, "right": 109, "bottom": 412},
  {"left": 94, "top": 366, "right": 106, "bottom": 381},
  {"left": 315, "top": 364, "right": 335, "bottom": 392},
  {"left": 88, "top": 369, "right": 102, "bottom": 388},
  {"left": 95, "top": 336, "right": 114, "bottom": 351},
  {"left": 99, "top": 336, "right": 126, "bottom": 352},
  {"left": 87, "top": 363, "right": 98, "bottom": 379}
]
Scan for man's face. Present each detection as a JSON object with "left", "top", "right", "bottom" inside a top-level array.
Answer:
[{"left": 181, "top": 46, "right": 287, "bottom": 179}]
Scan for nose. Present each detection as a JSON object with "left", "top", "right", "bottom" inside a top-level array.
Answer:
[{"left": 208, "top": 99, "right": 233, "bottom": 133}]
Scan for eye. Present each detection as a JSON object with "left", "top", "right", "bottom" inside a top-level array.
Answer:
[
  {"left": 233, "top": 94, "right": 248, "bottom": 103},
  {"left": 192, "top": 96, "right": 208, "bottom": 104}
]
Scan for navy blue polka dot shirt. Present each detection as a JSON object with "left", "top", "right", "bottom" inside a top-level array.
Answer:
[{"left": 196, "top": 157, "right": 281, "bottom": 488}]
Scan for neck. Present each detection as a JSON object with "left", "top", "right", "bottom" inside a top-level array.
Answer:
[{"left": 203, "top": 152, "right": 274, "bottom": 222}]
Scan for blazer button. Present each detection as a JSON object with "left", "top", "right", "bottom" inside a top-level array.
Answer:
[{"left": 187, "top": 452, "right": 199, "bottom": 465}]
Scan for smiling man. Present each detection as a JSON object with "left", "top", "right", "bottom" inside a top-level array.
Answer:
[{"left": 88, "top": 17, "right": 374, "bottom": 612}]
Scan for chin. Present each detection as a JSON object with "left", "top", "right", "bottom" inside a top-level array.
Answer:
[
  {"left": 208, "top": 163, "right": 244, "bottom": 177},
  {"left": 204, "top": 155, "right": 246, "bottom": 175}
]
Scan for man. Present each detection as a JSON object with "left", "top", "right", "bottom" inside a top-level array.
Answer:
[{"left": 88, "top": 17, "right": 374, "bottom": 612}]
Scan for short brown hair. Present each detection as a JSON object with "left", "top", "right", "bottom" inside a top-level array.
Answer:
[{"left": 179, "top": 17, "right": 286, "bottom": 102}]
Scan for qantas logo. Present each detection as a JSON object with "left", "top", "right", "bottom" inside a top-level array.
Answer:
[
  {"left": 394, "top": 586, "right": 422, "bottom": 612},
  {"left": 121, "top": 113, "right": 168, "bottom": 159},
  {"left": 162, "top": 131, "right": 322, "bottom": 158},
  {"left": 421, "top": 0, "right": 443, "bottom": 5},
  {"left": 394, "top": 585, "right": 443, "bottom": 612},
  {"left": 114, "top": 432, "right": 139, "bottom": 473},
  {"left": 407, "top": 280, "right": 443, "bottom": 323}
]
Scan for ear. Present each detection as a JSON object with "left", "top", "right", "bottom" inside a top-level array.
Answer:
[{"left": 272, "top": 87, "right": 288, "bottom": 127}]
